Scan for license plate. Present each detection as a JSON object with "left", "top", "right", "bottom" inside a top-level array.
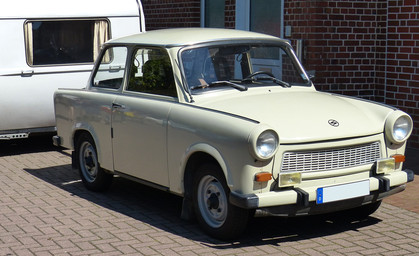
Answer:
[{"left": 316, "top": 180, "right": 370, "bottom": 204}]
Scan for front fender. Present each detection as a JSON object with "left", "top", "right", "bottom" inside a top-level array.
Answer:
[{"left": 181, "top": 143, "right": 232, "bottom": 188}]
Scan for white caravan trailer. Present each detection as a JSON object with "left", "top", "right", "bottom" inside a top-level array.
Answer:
[{"left": 0, "top": 0, "right": 145, "bottom": 139}]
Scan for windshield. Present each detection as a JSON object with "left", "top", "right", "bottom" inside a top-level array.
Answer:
[{"left": 180, "top": 43, "right": 310, "bottom": 93}]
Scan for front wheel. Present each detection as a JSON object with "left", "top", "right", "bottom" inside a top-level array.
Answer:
[
  {"left": 192, "top": 163, "right": 250, "bottom": 240},
  {"left": 75, "top": 133, "right": 113, "bottom": 192}
]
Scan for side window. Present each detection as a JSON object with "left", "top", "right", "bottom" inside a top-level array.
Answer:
[
  {"left": 127, "top": 48, "right": 177, "bottom": 97},
  {"left": 93, "top": 47, "right": 128, "bottom": 89},
  {"left": 24, "top": 19, "right": 109, "bottom": 66}
]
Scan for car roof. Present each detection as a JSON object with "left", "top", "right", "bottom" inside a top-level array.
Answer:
[{"left": 106, "top": 28, "right": 287, "bottom": 47}]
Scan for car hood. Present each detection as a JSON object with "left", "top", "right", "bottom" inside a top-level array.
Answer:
[{"left": 197, "top": 89, "right": 393, "bottom": 144}]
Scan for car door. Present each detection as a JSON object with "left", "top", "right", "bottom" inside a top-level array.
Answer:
[{"left": 111, "top": 47, "right": 177, "bottom": 187}]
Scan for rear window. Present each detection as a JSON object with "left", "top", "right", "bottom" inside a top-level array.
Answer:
[{"left": 24, "top": 19, "right": 109, "bottom": 66}]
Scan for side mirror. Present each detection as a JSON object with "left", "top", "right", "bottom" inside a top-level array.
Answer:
[{"left": 307, "top": 70, "right": 315, "bottom": 80}]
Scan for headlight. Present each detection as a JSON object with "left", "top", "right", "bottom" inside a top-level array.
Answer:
[
  {"left": 385, "top": 111, "right": 413, "bottom": 144},
  {"left": 256, "top": 131, "right": 278, "bottom": 158},
  {"left": 249, "top": 127, "right": 279, "bottom": 161}
]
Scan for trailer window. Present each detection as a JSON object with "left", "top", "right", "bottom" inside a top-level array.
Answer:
[{"left": 24, "top": 20, "right": 109, "bottom": 66}]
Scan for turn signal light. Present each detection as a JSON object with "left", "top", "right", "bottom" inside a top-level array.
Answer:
[
  {"left": 391, "top": 154, "right": 405, "bottom": 163},
  {"left": 255, "top": 172, "right": 272, "bottom": 182}
]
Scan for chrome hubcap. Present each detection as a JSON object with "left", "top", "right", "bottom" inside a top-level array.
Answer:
[
  {"left": 197, "top": 175, "right": 227, "bottom": 228},
  {"left": 80, "top": 141, "right": 98, "bottom": 183}
]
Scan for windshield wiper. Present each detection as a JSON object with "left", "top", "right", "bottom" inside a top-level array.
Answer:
[
  {"left": 241, "top": 71, "right": 291, "bottom": 88},
  {"left": 191, "top": 80, "right": 248, "bottom": 91},
  {"left": 242, "top": 76, "right": 291, "bottom": 88},
  {"left": 256, "top": 76, "right": 291, "bottom": 88}
]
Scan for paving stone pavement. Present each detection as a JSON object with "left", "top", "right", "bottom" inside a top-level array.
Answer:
[{"left": 0, "top": 137, "right": 418, "bottom": 256}]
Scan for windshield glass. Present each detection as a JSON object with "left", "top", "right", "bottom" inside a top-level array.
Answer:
[{"left": 180, "top": 43, "right": 310, "bottom": 92}]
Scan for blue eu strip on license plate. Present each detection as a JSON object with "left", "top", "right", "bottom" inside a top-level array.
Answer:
[
  {"left": 317, "top": 188, "right": 324, "bottom": 204},
  {"left": 316, "top": 180, "right": 370, "bottom": 204}
]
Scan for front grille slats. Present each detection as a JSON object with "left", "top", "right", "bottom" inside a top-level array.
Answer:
[{"left": 281, "top": 142, "right": 381, "bottom": 173}]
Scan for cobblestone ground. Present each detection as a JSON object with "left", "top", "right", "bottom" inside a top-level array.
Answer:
[{"left": 0, "top": 137, "right": 418, "bottom": 255}]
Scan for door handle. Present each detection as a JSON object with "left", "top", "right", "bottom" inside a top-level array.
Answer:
[
  {"left": 21, "top": 70, "right": 34, "bottom": 77},
  {"left": 112, "top": 103, "right": 126, "bottom": 109}
]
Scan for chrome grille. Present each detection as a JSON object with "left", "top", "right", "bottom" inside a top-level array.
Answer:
[{"left": 281, "top": 142, "right": 381, "bottom": 173}]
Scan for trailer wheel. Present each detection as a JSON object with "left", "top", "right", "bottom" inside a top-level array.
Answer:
[{"left": 75, "top": 133, "right": 113, "bottom": 191}]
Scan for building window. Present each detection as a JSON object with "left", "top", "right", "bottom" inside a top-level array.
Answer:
[
  {"left": 202, "top": 0, "right": 225, "bottom": 28},
  {"left": 250, "top": 0, "right": 282, "bottom": 37},
  {"left": 236, "top": 0, "right": 283, "bottom": 38}
]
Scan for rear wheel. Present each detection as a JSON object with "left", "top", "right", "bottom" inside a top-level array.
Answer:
[
  {"left": 75, "top": 133, "right": 113, "bottom": 191},
  {"left": 192, "top": 163, "right": 249, "bottom": 240}
]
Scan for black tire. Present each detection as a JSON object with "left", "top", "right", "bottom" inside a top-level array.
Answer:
[
  {"left": 192, "top": 163, "right": 250, "bottom": 240},
  {"left": 75, "top": 133, "right": 113, "bottom": 192}
]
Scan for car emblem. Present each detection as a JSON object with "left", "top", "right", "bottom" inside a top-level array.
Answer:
[{"left": 328, "top": 119, "right": 339, "bottom": 127}]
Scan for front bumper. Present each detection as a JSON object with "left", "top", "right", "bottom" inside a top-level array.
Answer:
[{"left": 230, "top": 169, "right": 414, "bottom": 216}]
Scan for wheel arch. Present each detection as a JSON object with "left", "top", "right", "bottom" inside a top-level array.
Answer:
[
  {"left": 72, "top": 129, "right": 96, "bottom": 168},
  {"left": 182, "top": 144, "right": 231, "bottom": 194},
  {"left": 73, "top": 129, "right": 93, "bottom": 148},
  {"left": 180, "top": 143, "right": 231, "bottom": 221},
  {"left": 72, "top": 128, "right": 112, "bottom": 172},
  {"left": 72, "top": 128, "right": 113, "bottom": 191},
  {"left": 182, "top": 146, "right": 250, "bottom": 239},
  {"left": 70, "top": 122, "right": 98, "bottom": 148},
  {"left": 71, "top": 123, "right": 114, "bottom": 172}
]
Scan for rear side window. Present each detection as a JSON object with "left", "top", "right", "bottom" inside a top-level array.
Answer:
[
  {"left": 93, "top": 46, "right": 128, "bottom": 89},
  {"left": 24, "top": 19, "right": 109, "bottom": 66}
]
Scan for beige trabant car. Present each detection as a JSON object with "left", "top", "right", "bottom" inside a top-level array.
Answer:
[{"left": 53, "top": 28, "right": 414, "bottom": 240}]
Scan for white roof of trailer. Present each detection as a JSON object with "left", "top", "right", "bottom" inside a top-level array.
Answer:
[{"left": 0, "top": 0, "right": 142, "bottom": 19}]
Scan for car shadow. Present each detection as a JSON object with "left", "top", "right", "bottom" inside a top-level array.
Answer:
[
  {"left": 24, "top": 163, "right": 382, "bottom": 248},
  {"left": 0, "top": 134, "right": 58, "bottom": 156}
]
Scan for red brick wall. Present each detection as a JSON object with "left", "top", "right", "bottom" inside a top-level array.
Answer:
[
  {"left": 283, "top": 0, "right": 385, "bottom": 100},
  {"left": 384, "top": 0, "right": 419, "bottom": 148},
  {"left": 283, "top": 0, "right": 419, "bottom": 148},
  {"left": 142, "top": 0, "right": 235, "bottom": 30},
  {"left": 225, "top": 0, "right": 236, "bottom": 28},
  {"left": 141, "top": 0, "right": 201, "bottom": 30}
]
